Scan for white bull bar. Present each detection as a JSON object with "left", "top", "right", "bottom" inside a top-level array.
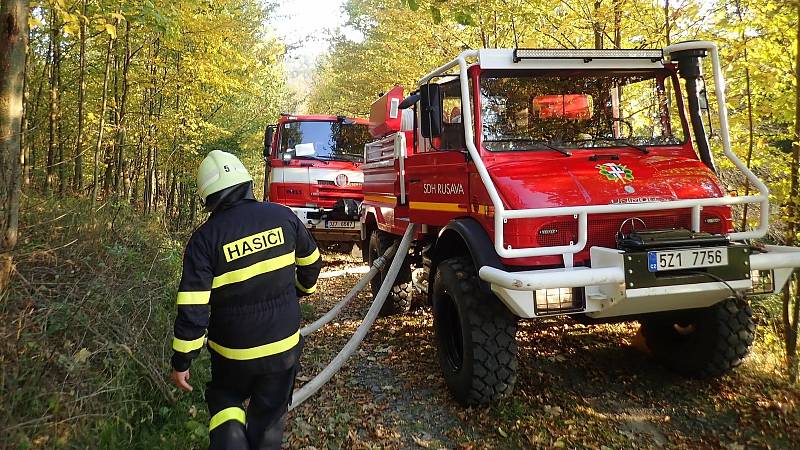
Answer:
[{"left": 478, "top": 245, "right": 800, "bottom": 319}]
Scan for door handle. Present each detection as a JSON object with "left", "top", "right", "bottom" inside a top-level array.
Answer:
[{"left": 408, "top": 178, "right": 420, "bottom": 183}]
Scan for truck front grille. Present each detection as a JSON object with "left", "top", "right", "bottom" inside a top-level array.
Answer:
[{"left": 536, "top": 213, "right": 724, "bottom": 249}]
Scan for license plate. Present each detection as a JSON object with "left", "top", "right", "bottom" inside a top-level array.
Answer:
[
  {"left": 326, "top": 221, "right": 356, "bottom": 229},
  {"left": 647, "top": 248, "right": 728, "bottom": 272}
]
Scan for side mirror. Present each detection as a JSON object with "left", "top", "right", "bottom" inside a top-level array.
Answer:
[
  {"left": 420, "top": 83, "right": 442, "bottom": 138},
  {"left": 263, "top": 126, "right": 275, "bottom": 158}
]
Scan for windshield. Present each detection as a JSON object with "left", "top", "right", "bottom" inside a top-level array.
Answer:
[
  {"left": 480, "top": 69, "right": 686, "bottom": 152},
  {"left": 279, "top": 120, "right": 370, "bottom": 162}
]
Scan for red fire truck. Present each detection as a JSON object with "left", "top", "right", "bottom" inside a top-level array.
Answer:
[
  {"left": 264, "top": 114, "right": 371, "bottom": 243},
  {"left": 361, "top": 42, "right": 800, "bottom": 405}
]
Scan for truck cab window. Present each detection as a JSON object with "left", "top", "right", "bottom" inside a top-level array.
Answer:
[
  {"left": 280, "top": 121, "right": 369, "bottom": 162},
  {"left": 480, "top": 69, "right": 686, "bottom": 152},
  {"left": 440, "top": 80, "right": 466, "bottom": 150}
]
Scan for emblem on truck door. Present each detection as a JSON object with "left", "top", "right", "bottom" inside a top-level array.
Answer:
[
  {"left": 596, "top": 163, "right": 634, "bottom": 183},
  {"left": 335, "top": 174, "right": 350, "bottom": 187}
]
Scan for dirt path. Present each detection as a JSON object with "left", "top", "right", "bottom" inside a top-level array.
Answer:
[{"left": 288, "top": 251, "right": 800, "bottom": 449}]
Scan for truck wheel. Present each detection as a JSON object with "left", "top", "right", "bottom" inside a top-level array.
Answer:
[
  {"left": 367, "top": 230, "right": 412, "bottom": 316},
  {"left": 639, "top": 298, "right": 754, "bottom": 378},
  {"left": 432, "top": 256, "right": 518, "bottom": 405}
]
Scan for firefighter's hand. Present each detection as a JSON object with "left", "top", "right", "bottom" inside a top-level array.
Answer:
[{"left": 171, "top": 369, "right": 193, "bottom": 392}]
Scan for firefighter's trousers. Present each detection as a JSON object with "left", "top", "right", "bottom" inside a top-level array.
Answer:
[{"left": 206, "top": 354, "right": 298, "bottom": 450}]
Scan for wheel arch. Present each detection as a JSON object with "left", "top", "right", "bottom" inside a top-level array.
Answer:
[
  {"left": 361, "top": 208, "right": 378, "bottom": 262},
  {"left": 431, "top": 218, "right": 504, "bottom": 295}
]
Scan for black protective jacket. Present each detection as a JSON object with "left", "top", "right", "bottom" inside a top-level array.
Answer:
[{"left": 170, "top": 194, "right": 321, "bottom": 372}]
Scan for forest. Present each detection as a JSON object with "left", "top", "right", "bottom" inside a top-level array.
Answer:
[{"left": 1, "top": 0, "right": 800, "bottom": 448}]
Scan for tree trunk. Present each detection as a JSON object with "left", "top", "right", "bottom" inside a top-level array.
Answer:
[
  {"left": 103, "top": 45, "right": 119, "bottom": 196},
  {"left": 593, "top": 1, "right": 604, "bottom": 49},
  {"left": 738, "top": 2, "right": 756, "bottom": 232},
  {"left": 45, "top": 9, "right": 58, "bottom": 193},
  {"left": 613, "top": 0, "right": 622, "bottom": 49},
  {"left": 19, "top": 20, "right": 28, "bottom": 186},
  {"left": 664, "top": 0, "right": 671, "bottom": 46},
  {"left": 114, "top": 20, "right": 130, "bottom": 193},
  {"left": 0, "top": 0, "right": 28, "bottom": 292},
  {"left": 785, "top": 3, "right": 800, "bottom": 383},
  {"left": 56, "top": 37, "right": 64, "bottom": 196},
  {"left": 92, "top": 33, "right": 114, "bottom": 209},
  {"left": 28, "top": 63, "right": 46, "bottom": 185},
  {"left": 74, "top": 0, "right": 87, "bottom": 192}
]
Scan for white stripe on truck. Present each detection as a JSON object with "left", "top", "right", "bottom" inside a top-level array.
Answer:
[{"left": 270, "top": 167, "right": 363, "bottom": 184}]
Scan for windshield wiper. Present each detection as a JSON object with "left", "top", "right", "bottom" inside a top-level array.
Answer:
[
  {"left": 296, "top": 154, "right": 331, "bottom": 164},
  {"left": 535, "top": 141, "right": 572, "bottom": 157},
  {"left": 487, "top": 138, "right": 572, "bottom": 157},
  {"left": 614, "top": 139, "right": 650, "bottom": 154},
  {"left": 334, "top": 154, "right": 363, "bottom": 163}
]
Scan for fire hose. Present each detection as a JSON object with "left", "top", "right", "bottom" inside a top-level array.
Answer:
[{"left": 289, "top": 224, "right": 416, "bottom": 410}]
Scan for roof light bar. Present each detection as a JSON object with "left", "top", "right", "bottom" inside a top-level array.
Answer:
[{"left": 513, "top": 48, "right": 664, "bottom": 63}]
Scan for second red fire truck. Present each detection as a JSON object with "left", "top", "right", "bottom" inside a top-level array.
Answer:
[{"left": 264, "top": 114, "right": 371, "bottom": 243}]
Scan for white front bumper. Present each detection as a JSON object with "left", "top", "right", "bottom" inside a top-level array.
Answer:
[
  {"left": 291, "top": 207, "right": 362, "bottom": 232},
  {"left": 479, "top": 245, "right": 800, "bottom": 319}
]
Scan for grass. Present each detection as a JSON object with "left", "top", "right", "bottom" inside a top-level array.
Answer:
[{"left": 0, "top": 193, "right": 212, "bottom": 449}]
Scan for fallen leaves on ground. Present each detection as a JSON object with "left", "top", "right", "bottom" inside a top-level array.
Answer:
[{"left": 289, "top": 250, "right": 800, "bottom": 449}]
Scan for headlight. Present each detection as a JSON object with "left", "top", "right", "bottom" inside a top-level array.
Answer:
[{"left": 534, "top": 287, "right": 585, "bottom": 315}]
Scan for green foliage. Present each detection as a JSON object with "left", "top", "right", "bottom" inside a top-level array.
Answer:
[
  {"left": 0, "top": 194, "right": 213, "bottom": 448},
  {"left": 24, "top": 0, "right": 290, "bottom": 213},
  {"left": 309, "top": 0, "right": 704, "bottom": 117}
]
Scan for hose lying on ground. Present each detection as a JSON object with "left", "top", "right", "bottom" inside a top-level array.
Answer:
[
  {"left": 300, "top": 242, "right": 398, "bottom": 337},
  {"left": 290, "top": 224, "right": 417, "bottom": 410}
]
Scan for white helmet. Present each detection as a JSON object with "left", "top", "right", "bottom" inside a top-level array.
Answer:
[{"left": 196, "top": 150, "right": 253, "bottom": 203}]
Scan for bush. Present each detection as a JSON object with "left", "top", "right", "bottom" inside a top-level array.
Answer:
[{"left": 0, "top": 194, "right": 210, "bottom": 449}]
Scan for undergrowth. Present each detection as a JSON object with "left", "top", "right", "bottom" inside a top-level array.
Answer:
[{"left": 0, "top": 193, "right": 212, "bottom": 449}]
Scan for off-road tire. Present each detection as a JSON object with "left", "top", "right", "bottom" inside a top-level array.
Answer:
[
  {"left": 367, "top": 230, "right": 412, "bottom": 316},
  {"left": 639, "top": 298, "right": 754, "bottom": 378},
  {"left": 432, "top": 256, "right": 518, "bottom": 405}
]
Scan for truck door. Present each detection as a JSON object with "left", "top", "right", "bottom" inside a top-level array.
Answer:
[{"left": 405, "top": 79, "right": 470, "bottom": 226}]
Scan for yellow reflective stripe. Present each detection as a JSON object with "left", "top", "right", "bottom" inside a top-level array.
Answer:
[
  {"left": 172, "top": 334, "right": 205, "bottom": 353},
  {"left": 207, "top": 330, "right": 300, "bottom": 360},
  {"left": 209, "top": 407, "right": 245, "bottom": 431},
  {"left": 364, "top": 194, "right": 397, "bottom": 205},
  {"left": 212, "top": 251, "right": 295, "bottom": 289},
  {"left": 295, "top": 278, "right": 316, "bottom": 294},
  {"left": 296, "top": 248, "right": 320, "bottom": 266},
  {"left": 409, "top": 201, "right": 468, "bottom": 212},
  {"left": 176, "top": 291, "right": 210, "bottom": 305}
]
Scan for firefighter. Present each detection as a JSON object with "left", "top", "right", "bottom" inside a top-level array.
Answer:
[{"left": 169, "top": 150, "right": 322, "bottom": 450}]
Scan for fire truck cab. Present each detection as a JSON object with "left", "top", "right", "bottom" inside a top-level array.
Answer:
[
  {"left": 361, "top": 42, "right": 800, "bottom": 406},
  {"left": 264, "top": 114, "right": 370, "bottom": 242}
]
